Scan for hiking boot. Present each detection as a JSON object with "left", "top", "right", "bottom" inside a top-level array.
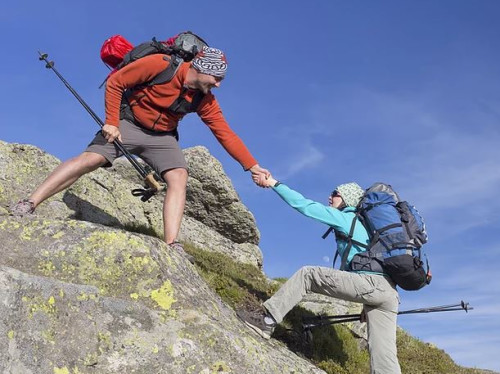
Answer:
[
  {"left": 168, "top": 241, "right": 195, "bottom": 264},
  {"left": 236, "top": 308, "right": 276, "bottom": 340},
  {"left": 10, "top": 199, "right": 35, "bottom": 217}
]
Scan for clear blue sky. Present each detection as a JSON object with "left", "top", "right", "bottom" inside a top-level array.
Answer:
[{"left": 2, "top": 0, "right": 499, "bottom": 371}]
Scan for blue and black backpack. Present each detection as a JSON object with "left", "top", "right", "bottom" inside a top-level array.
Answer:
[{"left": 325, "top": 182, "right": 432, "bottom": 291}]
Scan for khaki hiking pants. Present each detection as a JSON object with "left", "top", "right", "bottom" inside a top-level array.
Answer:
[{"left": 263, "top": 266, "right": 401, "bottom": 374}]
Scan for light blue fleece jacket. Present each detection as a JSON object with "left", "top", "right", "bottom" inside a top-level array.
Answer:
[{"left": 273, "top": 183, "right": 370, "bottom": 270}]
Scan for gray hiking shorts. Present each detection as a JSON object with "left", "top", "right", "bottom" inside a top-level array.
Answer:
[{"left": 86, "top": 119, "right": 187, "bottom": 176}]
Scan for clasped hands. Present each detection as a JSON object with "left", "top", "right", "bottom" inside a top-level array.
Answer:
[
  {"left": 100, "top": 126, "right": 278, "bottom": 189},
  {"left": 249, "top": 164, "right": 277, "bottom": 188}
]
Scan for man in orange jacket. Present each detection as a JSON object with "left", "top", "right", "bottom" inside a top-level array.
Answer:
[{"left": 11, "top": 46, "right": 269, "bottom": 260}]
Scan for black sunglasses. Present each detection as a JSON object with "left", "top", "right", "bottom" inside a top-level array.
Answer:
[{"left": 330, "top": 190, "right": 341, "bottom": 198}]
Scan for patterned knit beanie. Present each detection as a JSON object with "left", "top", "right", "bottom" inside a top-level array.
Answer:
[
  {"left": 335, "top": 182, "right": 365, "bottom": 207},
  {"left": 191, "top": 46, "right": 228, "bottom": 78}
]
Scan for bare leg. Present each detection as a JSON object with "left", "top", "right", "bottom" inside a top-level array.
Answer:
[
  {"left": 161, "top": 168, "right": 188, "bottom": 244},
  {"left": 29, "top": 152, "right": 107, "bottom": 208}
]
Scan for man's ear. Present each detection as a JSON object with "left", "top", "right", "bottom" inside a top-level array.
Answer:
[{"left": 185, "top": 67, "right": 198, "bottom": 87}]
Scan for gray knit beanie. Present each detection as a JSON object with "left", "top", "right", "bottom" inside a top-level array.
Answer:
[{"left": 335, "top": 182, "right": 365, "bottom": 207}]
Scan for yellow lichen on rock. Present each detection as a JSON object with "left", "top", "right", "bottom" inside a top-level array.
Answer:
[
  {"left": 39, "top": 260, "right": 56, "bottom": 276},
  {"left": 23, "top": 295, "right": 58, "bottom": 319},
  {"left": 0, "top": 219, "right": 20, "bottom": 231},
  {"left": 211, "top": 361, "right": 231, "bottom": 373},
  {"left": 53, "top": 367, "right": 69, "bottom": 374},
  {"left": 150, "top": 280, "right": 176, "bottom": 310},
  {"left": 52, "top": 231, "right": 65, "bottom": 239}
]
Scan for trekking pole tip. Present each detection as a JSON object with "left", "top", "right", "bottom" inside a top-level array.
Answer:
[
  {"left": 461, "top": 300, "right": 473, "bottom": 313},
  {"left": 37, "top": 51, "right": 54, "bottom": 68}
]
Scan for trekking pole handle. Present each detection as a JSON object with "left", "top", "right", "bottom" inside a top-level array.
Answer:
[{"left": 144, "top": 173, "right": 162, "bottom": 191}]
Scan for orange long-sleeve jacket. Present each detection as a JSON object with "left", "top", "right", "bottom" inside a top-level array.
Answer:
[{"left": 105, "top": 54, "right": 258, "bottom": 170}]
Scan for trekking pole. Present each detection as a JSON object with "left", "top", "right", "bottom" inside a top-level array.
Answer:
[
  {"left": 397, "top": 300, "right": 472, "bottom": 315},
  {"left": 302, "top": 300, "right": 473, "bottom": 331},
  {"left": 302, "top": 314, "right": 361, "bottom": 330},
  {"left": 37, "top": 51, "right": 163, "bottom": 202}
]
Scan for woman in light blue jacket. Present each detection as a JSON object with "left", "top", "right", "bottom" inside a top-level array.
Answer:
[{"left": 237, "top": 175, "right": 401, "bottom": 374}]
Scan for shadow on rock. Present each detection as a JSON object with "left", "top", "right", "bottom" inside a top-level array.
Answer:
[{"left": 63, "top": 192, "right": 123, "bottom": 228}]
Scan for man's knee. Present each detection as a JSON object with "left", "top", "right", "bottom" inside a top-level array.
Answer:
[
  {"left": 162, "top": 168, "right": 188, "bottom": 187},
  {"left": 74, "top": 152, "right": 107, "bottom": 173}
]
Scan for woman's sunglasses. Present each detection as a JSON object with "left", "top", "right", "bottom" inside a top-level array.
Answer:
[{"left": 330, "top": 190, "right": 341, "bottom": 198}]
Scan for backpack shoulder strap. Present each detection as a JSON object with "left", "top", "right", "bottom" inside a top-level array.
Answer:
[
  {"left": 167, "top": 86, "right": 206, "bottom": 114},
  {"left": 147, "top": 55, "right": 184, "bottom": 87},
  {"left": 325, "top": 211, "right": 368, "bottom": 269},
  {"left": 339, "top": 212, "right": 366, "bottom": 269}
]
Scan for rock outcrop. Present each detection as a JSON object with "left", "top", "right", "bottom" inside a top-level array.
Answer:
[
  {"left": 0, "top": 140, "right": 323, "bottom": 373},
  {"left": 0, "top": 141, "right": 262, "bottom": 268},
  {"left": 0, "top": 217, "right": 323, "bottom": 373}
]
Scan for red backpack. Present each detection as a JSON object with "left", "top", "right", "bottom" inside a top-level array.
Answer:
[
  {"left": 100, "top": 31, "right": 208, "bottom": 81},
  {"left": 100, "top": 35, "right": 134, "bottom": 69}
]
